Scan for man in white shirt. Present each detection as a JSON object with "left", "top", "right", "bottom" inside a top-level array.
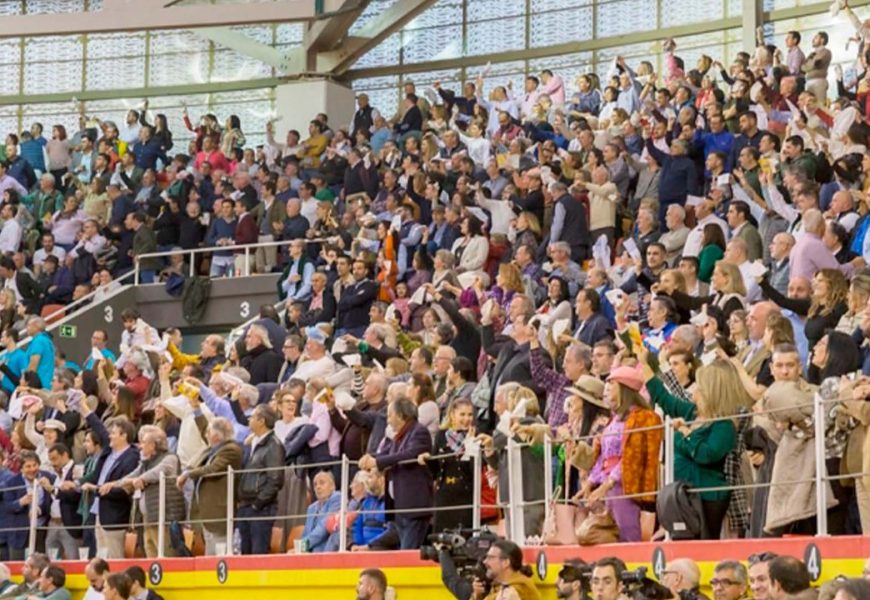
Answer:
[
  {"left": 83, "top": 558, "right": 109, "bottom": 600},
  {"left": 724, "top": 237, "right": 762, "bottom": 302},
  {"left": 118, "top": 110, "right": 141, "bottom": 145},
  {"left": 683, "top": 198, "right": 729, "bottom": 257},
  {"left": 32, "top": 233, "right": 66, "bottom": 276},
  {"left": 0, "top": 203, "right": 22, "bottom": 254},
  {"left": 44, "top": 443, "right": 79, "bottom": 560},
  {"left": 293, "top": 328, "right": 337, "bottom": 382}
]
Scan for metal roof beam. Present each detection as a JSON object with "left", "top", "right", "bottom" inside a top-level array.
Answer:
[{"left": 0, "top": 0, "right": 317, "bottom": 38}]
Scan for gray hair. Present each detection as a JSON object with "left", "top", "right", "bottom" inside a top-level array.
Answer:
[
  {"left": 207, "top": 417, "right": 234, "bottom": 443},
  {"left": 565, "top": 344, "right": 592, "bottom": 371},
  {"left": 667, "top": 203, "right": 686, "bottom": 221},
  {"left": 672, "top": 324, "right": 702, "bottom": 351},
  {"left": 802, "top": 208, "right": 825, "bottom": 235},
  {"left": 368, "top": 323, "right": 391, "bottom": 343},
  {"left": 237, "top": 383, "right": 259, "bottom": 405},
  {"left": 27, "top": 316, "right": 46, "bottom": 331},
  {"left": 391, "top": 397, "right": 418, "bottom": 422},
  {"left": 138, "top": 425, "right": 168, "bottom": 453},
  {"left": 550, "top": 241, "right": 571, "bottom": 255},
  {"left": 714, "top": 560, "right": 747, "bottom": 584},
  {"left": 248, "top": 324, "right": 272, "bottom": 349},
  {"left": 40, "top": 173, "right": 55, "bottom": 186},
  {"left": 435, "top": 249, "right": 455, "bottom": 268}
]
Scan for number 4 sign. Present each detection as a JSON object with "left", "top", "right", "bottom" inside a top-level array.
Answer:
[{"left": 803, "top": 543, "right": 822, "bottom": 582}]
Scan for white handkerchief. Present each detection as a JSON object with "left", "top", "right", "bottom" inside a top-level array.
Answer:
[
  {"left": 745, "top": 260, "right": 768, "bottom": 279},
  {"left": 622, "top": 238, "right": 641, "bottom": 260},
  {"left": 686, "top": 195, "right": 705, "bottom": 207}
]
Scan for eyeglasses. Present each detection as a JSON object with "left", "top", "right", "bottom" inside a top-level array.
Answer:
[
  {"left": 484, "top": 553, "right": 505, "bottom": 561},
  {"left": 710, "top": 579, "right": 740, "bottom": 587}
]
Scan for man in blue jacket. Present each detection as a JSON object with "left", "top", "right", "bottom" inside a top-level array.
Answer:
[
  {"left": 2, "top": 450, "right": 52, "bottom": 560},
  {"left": 131, "top": 126, "right": 167, "bottom": 171},
  {"left": 299, "top": 471, "right": 342, "bottom": 553},
  {"left": 358, "top": 397, "right": 432, "bottom": 550},
  {"left": 645, "top": 137, "right": 699, "bottom": 226},
  {"left": 81, "top": 409, "right": 139, "bottom": 559},
  {"left": 337, "top": 259, "right": 379, "bottom": 337}
]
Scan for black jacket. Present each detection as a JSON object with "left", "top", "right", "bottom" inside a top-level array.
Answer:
[
  {"left": 12, "top": 271, "right": 41, "bottom": 313},
  {"left": 299, "top": 290, "right": 336, "bottom": 327},
  {"left": 82, "top": 413, "right": 139, "bottom": 529},
  {"left": 240, "top": 344, "right": 283, "bottom": 386},
  {"left": 337, "top": 278, "right": 378, "bottom": 332},
  {"left": 238, "top": 432, "right": 284, "bottom": 510}
]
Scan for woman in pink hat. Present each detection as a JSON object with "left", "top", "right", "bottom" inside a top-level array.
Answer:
[{"left": 577, "top": 365, "right": 662, "bottom": 542}]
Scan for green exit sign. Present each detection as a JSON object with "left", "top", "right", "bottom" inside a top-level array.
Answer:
[{"left": 59, "top": 324, "right": 77, "bottom": 338}]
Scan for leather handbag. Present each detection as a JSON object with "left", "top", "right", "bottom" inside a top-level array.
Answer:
[
  {"left": 124, "top": 498, "right": 141, "bottom": 559},
  {"left": 575, "top": 503, "right": 619, "bottom": 545}
]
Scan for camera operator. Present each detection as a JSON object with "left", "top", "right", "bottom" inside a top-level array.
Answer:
[
  {"left": 438, "top": 547, "right": 489, "bottom": 600},
  {"left": 590, "top": 558, "right": 629, "bottom": 600},
  {"left": 660, "top": 559, "right": 709, "bottom": 600},
  {"left": 556, "top": 560, "right": 591, "bottom": 600},
  {"left": 478, "top": 540, "right": 541, "bottom": 600}
]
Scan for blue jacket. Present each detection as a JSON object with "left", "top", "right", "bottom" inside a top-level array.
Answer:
[
  {"left": 131, "top": 138, "right": 167, "bottom": 171},
  {"left": 1, "top": 471, "right": 54, "bottom": 549},
  {"left": 301, "top": 491, "right": 341, "bottom": 552},
  {"left": 19, "top": 140, "right": 45, "bottom": 172},
  {"left": 82, "top": 413, "right": 139, "bottom": 529},
  {"left": 352, "top": 494, "right": 386, "bottom": 546},
  {"left": 7, "top": 156, "right": 36, "bottom": 190},
  {"left": 646, "top": 138, "right": 698, "bottom": 204},
  {"left": 206, "top": 217, "right": 237, "bottom": 257}
]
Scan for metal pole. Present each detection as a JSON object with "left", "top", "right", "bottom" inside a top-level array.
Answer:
[
  {"left": 189, "top": 250, "right": 195, "bottom": 277},
  {"left": 506, "top": 438, "right": 524, "bottom": 543},
  {"left": 813, "top": 392, "right": 828, "bottom": 536},
  {"left": 157, "top": 472, "right": 166, "bottom": 558},
  {"left": 664, "top": 416, "right": 675, "bottom": 486},
  {"left": 244, "top": 247, "right": 250, "bottom": 276},
  {"left": 133, "top": 262, "right": 140, "bottom": 285},
  {"left": 338, "top": 457, "right": 349, "bottom": 553},
  {"left": 226, "top": 466, "right": 235, "bottom": 553},
  {"left": 27, "top": 482, "right": 37, "bottom": 557},
  {"left": 543, "top": 435, "right": 553, "bottom": 509},
  {"left": 472, "top": 446, "right": 482, "bottom": 531}
]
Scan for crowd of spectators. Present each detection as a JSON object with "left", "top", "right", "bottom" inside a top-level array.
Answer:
[{"left": 0, "top": 5, "right": 869, "bottom": 583}]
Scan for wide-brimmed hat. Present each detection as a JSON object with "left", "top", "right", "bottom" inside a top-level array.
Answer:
[{"left": 565, "top": 375, "right": 608, "bottom": 409}]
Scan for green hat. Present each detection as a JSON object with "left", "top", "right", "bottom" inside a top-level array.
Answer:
[{"left": 315, "top": 188, "right": 335, "bottom": 202}]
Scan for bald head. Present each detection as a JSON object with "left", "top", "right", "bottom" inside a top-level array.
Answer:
[
  {"left": 831, "top": 190, "right": 855, "bottom": 215},
  {"left": 787, "top": 276, "right": 812, "bottom": 299},
  {"left": 668, "top": 558, "right": 701, "bottom": 591},
  {"left": 747, "top": 301, "right": 779, "bottom": 341},
  {"left": 724, "top": 237, "right": 749, "bottom": 264},
  {"left": 770, "top": 232, "right": 795, "bottom": 261},
  {"left": 802, "top": 208, "right": 825, "bottom": 237}
]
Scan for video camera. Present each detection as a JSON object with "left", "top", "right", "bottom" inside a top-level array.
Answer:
[
  {"left": 420, "top": 527, "right": 499, "bottom": 580},
  {"left": 620, "top": 566, "right": 674, "bottom": 600}
]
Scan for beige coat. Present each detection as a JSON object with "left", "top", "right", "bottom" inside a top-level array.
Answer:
[{"left": 763, "top": 381, "right": 837, "bottom": 533}]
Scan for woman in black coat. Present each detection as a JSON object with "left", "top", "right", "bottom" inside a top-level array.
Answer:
[{"left": 424, "top": 398, "right": 476, "bottom": 534}]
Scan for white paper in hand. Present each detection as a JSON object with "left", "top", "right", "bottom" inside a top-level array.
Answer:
[
  {"left": 746, "top": 260, "right": 768, "bottom": 279},
  {"left": 592, "top": 235, "right": 611, "bottom": 270},
  {"left": 90, "top": 348, "right": 103, "bottom": 363},
  {"left": 700, "top": 351, "right": 717, "bottom": 366},
  {"left": 342, "top": 354, "right": 362, "bottom": 367},
  {"left": 716, "top": 174, "right": 731, "bottom": 187},
  {"left": 686, "top": 195, "right": 705, "bottom": 207},
  {"left": 622, "top": 238, "right": 641, "bottom": 261},
  {"left": 604, "top": 288, "right": 624, "bottom": 307}
]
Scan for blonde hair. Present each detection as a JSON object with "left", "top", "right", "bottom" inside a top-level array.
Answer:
[
  {"left": 505, "top": 385, "right": 540, "bottom": 417},
  {"left": 695, "top": 359, "right": 753, "bottom": 418},
  {"left": 713, "top": 261, "right": 747, "bottom": 296},
  {"left": 497, "top": 263, "right": 524, "bottom": 294},
  {"left": 810, "top": 268, "right": 849, "bottom": 318},
  {"left": 660, "top": 268, "right": 687, "bottom": 294}
]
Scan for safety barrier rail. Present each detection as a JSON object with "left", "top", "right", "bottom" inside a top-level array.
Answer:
[{"left": 4, "top": 377, "right": 866, "bottom": 559}]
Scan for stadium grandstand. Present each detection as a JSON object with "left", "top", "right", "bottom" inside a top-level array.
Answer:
[{"left": 0, "top": 0, "right": 868, "bottom": 598}]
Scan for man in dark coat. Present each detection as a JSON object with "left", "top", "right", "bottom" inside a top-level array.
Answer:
[
  {"left": 359, "top": 397, "right": 432, "bottom": 550},
  {"left": 81, "top": 412, "right": 139, "bottom": 559},
  {"left": 337, "top": 259, "right": 379, "bottom": 337},
  {"left": 1, "top": 451, "right": 52, "bottom": 560},
  {"left": 240, "top": 323, "right": 283, "bottom": 385}
]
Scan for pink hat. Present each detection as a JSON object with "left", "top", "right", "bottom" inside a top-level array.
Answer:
[{"left": 606, "top": 366, "right": 645, "bottom": 392}]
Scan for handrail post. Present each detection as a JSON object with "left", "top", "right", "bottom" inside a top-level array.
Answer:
[
  {"left": 157, "top": 472, "right": 166, "bottom": 558},
  {"left": 543, "top": 435, "right": 553, "bottom": 510},
  {"left": 27, "top": 481, "right": 37, "bottom": 557},
  {"left": 664, "top": 416, "right": 675, "bottom": 486},
  {"left": 506, "top": 437, "right": 524, "bottom": 543},
  {"left": 813, "top": 392, "right": 828, "bottom": 537},
  {"left": 338, "top": 457, "right": 349, "bottom": 553},
  {"left": 244, "top": 246, "right": 250, "bottom": 277},
  {"left": 226, "top": 466, "right": 235, "bottom": 554},
  {"left": 133, "top": 262, "right": 140, "bottom": 285},
  {"left": 189, "top": 250, "right": 195, "bottom": 277},
  {"left": 472, "top": 444, "right": 482, "bottom": 530}
]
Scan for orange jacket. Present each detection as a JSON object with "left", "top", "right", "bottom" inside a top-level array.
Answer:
[{"left": 621, "top": 407, "right": 663, "bottom": 504}]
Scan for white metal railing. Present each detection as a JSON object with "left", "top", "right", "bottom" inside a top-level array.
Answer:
[
  {"left": 133, "top": 237, "right": 332, "bottom": 284},
  {"left": 9, "top": 379, "right": 868, "bottom": 559}
]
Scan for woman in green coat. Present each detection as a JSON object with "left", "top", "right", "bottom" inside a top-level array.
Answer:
[
  {"left": 697, "top": 223, "right": 726, "bottom": 283},
  {"left": 640, "top": 351, "right": 751, "bottom": 539}
]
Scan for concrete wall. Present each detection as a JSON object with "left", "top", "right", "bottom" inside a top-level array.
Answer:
[{"left": 273, "top": 79, "right": 355, "bottom": 140}]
